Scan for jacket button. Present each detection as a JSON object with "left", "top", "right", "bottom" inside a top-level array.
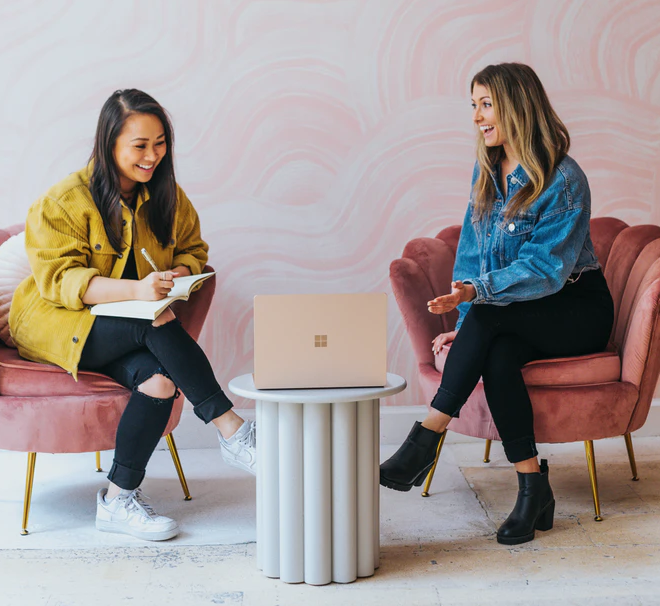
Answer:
[
  {"left": 122, "top": 220, "right": 127, "bottom": 226},
  {"left": 118, "top": 253, "right": 123, "bottom": 259},
  {"left": 72, "top": 336, "right": 79, "bottom": 343},
  {"left": 94, "top": 244, "right": 101, "bottom": 251},
  {"left": 170, "top": 239, "right": 175, "bottom": 245},
  {"left": 508, "top": 223, "right": 515, "bottom": 232},
  {"left": 511, "top": 176, "right": 518, "bottom": 185}
]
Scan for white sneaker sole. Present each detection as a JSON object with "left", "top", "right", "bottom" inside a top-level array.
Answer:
[{"left": 96, "top": 519, "right": 179, "bottom": 542}]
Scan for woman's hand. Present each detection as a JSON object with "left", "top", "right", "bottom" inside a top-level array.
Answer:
[
  {"left": 134, "top": 271, "right": 179, "bottom": 301},
  {"left": 432, "top": 330, "right": 457, "bottom": 355},
  {"left": 427, "top": 280, "right": 476, "bottom": 315}
]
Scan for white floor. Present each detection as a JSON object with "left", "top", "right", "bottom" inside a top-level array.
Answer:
[{"left": 2, "top": 437, "right": 660, "bottom": 605}]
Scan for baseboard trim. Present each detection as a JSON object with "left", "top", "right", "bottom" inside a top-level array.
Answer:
[{"left": 159, "top": 398, "right": 660, "bottom": 450}]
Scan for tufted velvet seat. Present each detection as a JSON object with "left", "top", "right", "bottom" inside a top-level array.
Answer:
[{"left": 0, "top": 223, "right": 217, "bottom": 533}]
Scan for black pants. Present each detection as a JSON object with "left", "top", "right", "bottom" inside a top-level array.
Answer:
[
  {"left": 431, "top": 269, "right": 614, "bottom": 463},
  {"left": 79, "top": 316, "right": 233, "bottom": 490}
]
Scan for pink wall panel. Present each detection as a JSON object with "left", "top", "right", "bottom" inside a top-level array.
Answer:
[{"left": 1, "top": 1, "right": 659, "bottom": 407}]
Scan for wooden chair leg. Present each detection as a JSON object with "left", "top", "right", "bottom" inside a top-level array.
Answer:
[
  {"left": 421, "top": 431, "right": 447, "bottom": 498},
  {"left": 584, "top": 440, "right": 603, "bottom": 522},
  {"left": 623, "top": 433, "right": 639, "bottom": 481},
  {"left": 21, "top": 453, "right": 37, "bottom": 536},
  {"left": 166, "top": 433, "right": 192, "bottom": 501},
  {"left": 95, "top": 451, "right": 103, "bottom": 472},
  {"left": 483, "top": 439, "right": 492, "bottom": 463}
]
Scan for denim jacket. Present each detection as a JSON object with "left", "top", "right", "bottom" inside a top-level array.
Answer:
[{"left": 454, "top": 155, "right": 600, "bottom": 331}]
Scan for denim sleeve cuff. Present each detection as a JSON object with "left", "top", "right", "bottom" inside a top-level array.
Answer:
[{"left": 464, "top": 278, "right": 489, "bottom": 304}]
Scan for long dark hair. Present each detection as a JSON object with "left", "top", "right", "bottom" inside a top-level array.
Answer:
[{"left": 89, "top": 89, "right": 177, "bottom": 252}]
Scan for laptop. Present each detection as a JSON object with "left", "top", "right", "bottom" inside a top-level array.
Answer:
[{"left": 253, "top": 293, "right": 387, "bottom": 389}]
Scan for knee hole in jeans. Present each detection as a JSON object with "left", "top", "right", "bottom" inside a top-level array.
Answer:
[{"left": 137, "top": 373, "right": 177, "bottom": 399}]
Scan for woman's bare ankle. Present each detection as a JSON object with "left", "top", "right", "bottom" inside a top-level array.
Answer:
[
  {"left": 421, "top": 409, "right": 451, "bottom": 434},
  {"left": 106, "top": 482, "right": 122, "bottom": 501},
  {"left": 514, "top": 457, "right": 541, "bottom": 474},
  {"left": 212, "top": 409, "right": 244, "bottom": 439}
]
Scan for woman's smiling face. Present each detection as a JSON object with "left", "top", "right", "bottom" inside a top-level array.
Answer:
[
  {"left": 113, "top": 112, "right": 167, "bottom": 194},
  {"left": 471, "top": 83, "right": 506, "bottom": 148}
]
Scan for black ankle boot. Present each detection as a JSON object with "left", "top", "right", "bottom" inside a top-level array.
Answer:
[
  {"left": 496, "top": 459, "right": 555, "bottom": 545},
  {"left": 380, "top": 421, "right": 442, "bottom": 492}
]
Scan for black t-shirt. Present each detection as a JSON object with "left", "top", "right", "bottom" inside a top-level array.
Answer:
[
  {"left": 121, "top": 246, "right": 139, "bottom": 280},
  {"left": 120, "top": 197, "right": 139, "bottom": 281}
]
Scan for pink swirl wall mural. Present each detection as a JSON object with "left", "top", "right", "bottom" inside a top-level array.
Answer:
[{"left": 1, "top": 1, "right": 659, "bottom": 407}]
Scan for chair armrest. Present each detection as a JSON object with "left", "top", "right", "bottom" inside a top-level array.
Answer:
[
  {"left": 401, "top": 237, "right": 458, "bottom": 330},
  {"left": 621, "top": 276, "right": 660, "bottom": 432},
  {"left": 390, "top": 238, "right": 457, "bottom": 367}
]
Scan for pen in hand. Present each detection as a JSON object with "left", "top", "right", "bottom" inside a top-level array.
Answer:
[
  {"left": 140, "top": 248, "right": 161, "bottom": 273},
  {"left": 140, "top": 248, "right": 178, "bottom": 298}
]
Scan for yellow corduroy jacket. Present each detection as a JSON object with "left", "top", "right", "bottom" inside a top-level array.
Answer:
[{"left": 8, "top": 165, "right": 209, "bottom": 380}]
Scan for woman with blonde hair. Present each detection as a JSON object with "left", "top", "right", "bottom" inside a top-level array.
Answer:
[{"left": 380, "top": 63, "right": 613, "bottom": 545}]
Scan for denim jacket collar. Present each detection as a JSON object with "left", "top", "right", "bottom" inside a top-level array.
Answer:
[{"left": 489, "top": 163, "right": 530, "bottom": 203}]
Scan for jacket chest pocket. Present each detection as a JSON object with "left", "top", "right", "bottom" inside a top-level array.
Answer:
[
  {"left": 496, "top": 216, "right": 535, "bottom": 263},
  {"left": 88, "top": 223, "right": 120, "bottom": 273}
]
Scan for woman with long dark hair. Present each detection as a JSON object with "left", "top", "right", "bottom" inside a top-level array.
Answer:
[
  {"left": 9, "top": 89, "right": 255, "bottom": 541},
  {"left": 380, "top": 63, "right": 614, "bottom": 545}
]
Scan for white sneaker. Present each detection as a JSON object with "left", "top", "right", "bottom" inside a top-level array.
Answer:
[
  {"left": 96, "top": 487, "right": 179, "bottom": 541},
  {"left": 218, "top": 419, "right": 256, "bottom": 476}
]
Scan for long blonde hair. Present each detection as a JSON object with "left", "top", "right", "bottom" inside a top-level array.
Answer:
[{"left": 471, "top": 63, "right": 570, "bottom": 220}]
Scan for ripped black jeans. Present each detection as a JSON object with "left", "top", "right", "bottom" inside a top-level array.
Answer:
[{"left": 79, "top": 316, "right": 233, "bottom": 490}]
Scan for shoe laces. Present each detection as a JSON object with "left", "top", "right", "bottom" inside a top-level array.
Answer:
[
  {"left": 237, "top": 420, "right": 256, "bottom": 449},
  {"left": 122, "top": 488, "right": 158, "bottom": 519}
]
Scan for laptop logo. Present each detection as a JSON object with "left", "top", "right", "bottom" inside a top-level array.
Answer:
[{"left": 314, "top": 335, "right": 328, "bottom": 348}]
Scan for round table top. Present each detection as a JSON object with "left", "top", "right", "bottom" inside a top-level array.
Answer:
[{"left": 228, "top": 373, "right": 407, "bottom": 404}]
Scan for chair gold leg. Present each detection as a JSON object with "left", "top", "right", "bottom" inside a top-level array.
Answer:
[
  {"left": 95, "top": 451, "right": 103, "bottom": 472},
  {"left": 421, "top": 431, "right": 447, "bottom": 498},
  {"left": 483, "top": 439, "right": 492, "bottom": 463},
  {"left": 584, "top": 440, "right": 603, "bottom": 522},
  {"left": 166, "top": 433, "right": 191, "bottom": 501},
  {"left": 21, "top": 453, "right": 37, "bottom": 536},
  {"left": 623, "top": 433, "right": 639, "bottom": 481}
]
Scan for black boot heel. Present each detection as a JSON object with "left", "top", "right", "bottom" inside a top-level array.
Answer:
[
  {"left": 497, "top": 459, "right": 555, "bottom": 545},
  {"left": 535, "top": 499, "right": 555, "bottom": 532},
  {"left": 380, "top": 422, "right": 443, "bottom": 492}
]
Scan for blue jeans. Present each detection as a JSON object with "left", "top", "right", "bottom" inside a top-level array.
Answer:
[
  {"left": 431, "top": 268, "right": 614, "bottom": 463},
  {"left": 80, "top": 316, "right": 233, "bottom": 489}
]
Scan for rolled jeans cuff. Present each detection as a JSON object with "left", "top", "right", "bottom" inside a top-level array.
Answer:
[
  {"left": 193, "top": 388, "right": 233, "bottom": 424},
  {"left": 430, "top": 386, "right": 464, "bottom": 418},
  {"left": 107, "top": 460, "right": 146, "bottom": 491},
  {"left": 502, "top": 436, "right": 539, "bottom": 464}
]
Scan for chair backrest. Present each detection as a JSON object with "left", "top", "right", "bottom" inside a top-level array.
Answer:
[
  {"left": 393, "top": 217, "right": 660, "bottom": 375},
  {"left": 601, "top": 224, "right": 660, "bottom": 431}
]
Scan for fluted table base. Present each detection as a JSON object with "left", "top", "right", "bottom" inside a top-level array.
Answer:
[{"left": 256, "top": 398, "right": 380, "bottom": 585}]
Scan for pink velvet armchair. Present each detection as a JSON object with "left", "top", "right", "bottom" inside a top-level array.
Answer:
[
  {"left": 390, "top": 217, "right": 660, "bottom": 520},
  {"left": 0, "top": 223, "right": 217, "bottom": 534}
]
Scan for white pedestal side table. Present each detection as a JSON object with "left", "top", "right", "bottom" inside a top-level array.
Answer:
[{"left": 228, "top": 373, "right": 406, "bottom": 585}]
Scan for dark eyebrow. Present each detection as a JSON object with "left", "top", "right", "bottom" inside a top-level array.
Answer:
[{"left": 130, "top": 133, "right": 166, "bottom": 142}]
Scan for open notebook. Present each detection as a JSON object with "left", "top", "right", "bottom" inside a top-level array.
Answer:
[{"left": 90, "top": 272, "right": 215, "bottom": 320}]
